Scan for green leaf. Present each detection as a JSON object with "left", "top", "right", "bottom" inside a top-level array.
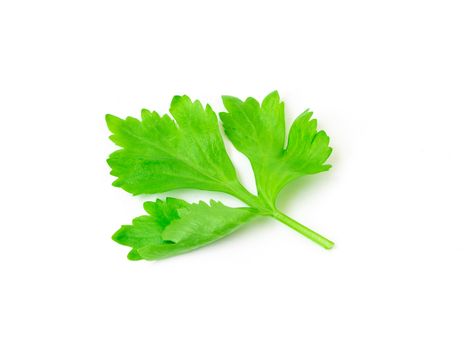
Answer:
[
  {"left": 112, "top": 198, "right": 255, "bottom": 261},
  {"left": 106, "top": 96, "right": 241, "bottom": 195},
  {"left": 220, "top": 91, "right": 332, "bottom": 207}
]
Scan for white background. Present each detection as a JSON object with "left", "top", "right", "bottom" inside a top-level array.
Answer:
[{"left": 1, "top": 1, "right": 471, "bottom": 349}]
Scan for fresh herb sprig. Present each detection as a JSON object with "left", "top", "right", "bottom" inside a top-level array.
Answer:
[{"left": 107, "top": 91, "right": 334, "bottom": 260}]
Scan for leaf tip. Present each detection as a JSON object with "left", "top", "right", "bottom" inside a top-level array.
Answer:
[
  {"left": 105, "top": 114, "right": 122, "bottom": 132},
  {"left": 127, "top": 249, "right": 143, "bottom": 260},
  {"left": 221, "top": 95, "right": 242, "bottom": 109},
  {"left": 171, "top": 94, "right": 193, "bottom": 107},
  {"left": 112, "top": 226, "right": 127, "bottom": 244},
  {"left": 263, "top": 90, "right": 281, "bottom": 103}
]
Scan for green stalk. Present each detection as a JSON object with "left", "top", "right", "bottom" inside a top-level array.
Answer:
[
  {"left": 229, "top": 182, "right": 334, "bottom": 249},
  {"left": 273, "top": 211, "right": 334, "bottom": 249}
]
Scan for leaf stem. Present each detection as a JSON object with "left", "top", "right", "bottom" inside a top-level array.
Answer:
[
  {"left": 228, "top": 182, "right": 274, "bottom": 215},
  {"left": 229, "top": 182, "right": 334, "bottom": 249},
  {"left": 273, "top": 211, "right": 334, "bottom": 249}
]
